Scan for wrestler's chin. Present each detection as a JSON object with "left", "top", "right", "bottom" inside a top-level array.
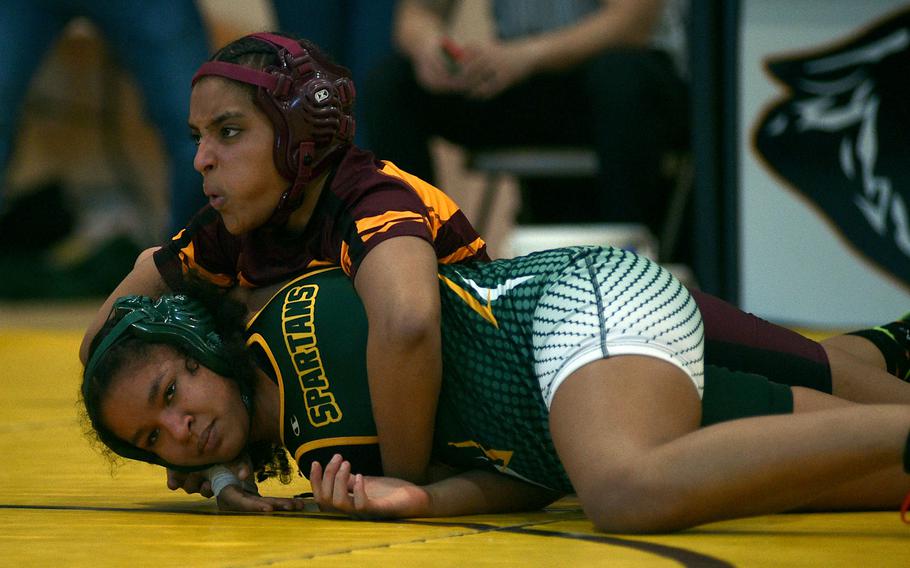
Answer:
[{"left": 207, "top": 420, "right": 250, "bottom": 465}]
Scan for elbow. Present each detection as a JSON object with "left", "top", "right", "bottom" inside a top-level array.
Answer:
[
  {"left": 385, "top": 310, "right": 440, "bottom": 348},
  {"left": 373, "top": 298, "right": 441, "bottom": 348}
]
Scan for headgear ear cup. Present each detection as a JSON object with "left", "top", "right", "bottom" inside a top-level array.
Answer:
[{"left": 191, "top": 33, "right": 355, "bottom": 225}]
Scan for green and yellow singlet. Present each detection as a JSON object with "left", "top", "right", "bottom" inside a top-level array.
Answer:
[
  {"left": 244, "top": 246, "right": 705, "bottom": 494},
  {"left": 244, "top": 267, "right": 384, "bottom": 475}
]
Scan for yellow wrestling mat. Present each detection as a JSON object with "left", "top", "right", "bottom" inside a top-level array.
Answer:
[{"left": 1, "top": 322, "right": 907, "bottom": 567}]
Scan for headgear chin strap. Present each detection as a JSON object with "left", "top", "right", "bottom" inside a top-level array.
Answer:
[
  {"left": 84, "top": 294, "right": 252, "bottom": 473},
  {"left": 191, "top": 33, "right": 356, "bottom": 227}
]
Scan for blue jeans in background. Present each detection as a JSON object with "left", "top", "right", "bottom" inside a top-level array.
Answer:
[
  {"left": 0, "top": 0, "right": 210, "bottom": 235},
  {"left": 272, "top": 0, "right": 395, "bottom": 151}
]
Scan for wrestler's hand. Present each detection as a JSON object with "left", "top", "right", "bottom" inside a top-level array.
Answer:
[
  {"left": 310, "top": 454, "right": 431, "bottom": 519},
  {"left": 214, "top": 485, "right": 308, "bottom": 513},
  {"left": 411, "top": 37, "right": 465, "bottom": 93},
  {"left": 165, "top": 455, "right": 253, "bottom": 498},
  {"left": 166, "top": 469, "right": 213, "bottom": 498},
  {"left": 459, "top": 40, "right": 539, "bottom": 99}
]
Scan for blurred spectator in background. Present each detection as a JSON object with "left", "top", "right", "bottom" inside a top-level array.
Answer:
[
  {"left": 0, "top": 0, "right": 209, "bottom": 238},
  {"left": 272, "top": 0, "right": 395, "bottom": 149},
  {"left": 0, "top": 0, "right": 210, "bottom": 299},
  {"left": 364, "top": 0, "right": 690, "bottom": 253}
]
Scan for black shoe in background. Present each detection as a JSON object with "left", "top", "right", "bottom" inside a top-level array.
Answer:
[
  {"left": 0, "top": 180, "right": 76, "bottom": 254},
  {"left": 0, "top": 234, "right": 140, "bottom": 299}
]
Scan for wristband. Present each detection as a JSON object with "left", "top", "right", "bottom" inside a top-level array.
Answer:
[{"left": 207, "top": 465, "right": 242, "bottom": 498}]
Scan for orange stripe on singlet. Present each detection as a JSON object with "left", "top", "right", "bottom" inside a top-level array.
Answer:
[
  {"left": 441, "top": 236, "right": 488, "bottom": 264},
  {"left": 178, "top": 241, "right": 234, "bottom": 287},
  {"left": 355, "top": 210, "right": 430, "bottom": 243},
  {"left": 378, "top": 160, "right": 465, "bottom": 229},
  {"left": 339, "top": 241, "right": 353, "bottom": 275}
]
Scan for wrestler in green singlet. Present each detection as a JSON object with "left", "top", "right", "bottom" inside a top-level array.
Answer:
[{"left": 246, "top": 246, "right": 712, "bottom": 493}]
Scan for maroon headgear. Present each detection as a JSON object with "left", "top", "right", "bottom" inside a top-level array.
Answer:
[{"left": 191, "top": 33, "right": 355, "bottom": 226}]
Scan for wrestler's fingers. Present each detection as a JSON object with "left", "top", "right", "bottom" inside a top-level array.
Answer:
[
  {"left": 217, "top": 484, "right": 274, "bottom": 513},
  {"left": 309, "top": 461, "right": 324, "bottom": 501},
  {"left": 166, "top": 469, "right": 186, "bottom": 491},
  {"left": 332, "top": 460, "right": 353, "bottom": 510},
  {"left": 320, "top": 454, "right": 344, "bottom": 500},
  {"left": 352, "top": 474, "right": 369, "bottom": 513},
  {"left": 260, "top": 496, "right": 308, "bottom": 512}
]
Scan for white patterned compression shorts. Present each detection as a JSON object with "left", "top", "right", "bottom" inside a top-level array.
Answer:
[{"left": 532, "top": 248, "right": 705, "bottom": 409}]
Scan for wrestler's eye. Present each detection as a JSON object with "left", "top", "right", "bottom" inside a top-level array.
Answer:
[
  {"left": 164, "top": 382, "right": 176, "bottom": 404},
  {"left": 190, "top": 132, "right": 201, "bottom": 146},
  {"left": 148, "top": 429, "right": 160, "bottom": 447},
  {"left": 221, "top": 126, "right": 240, "bottom": 139}
]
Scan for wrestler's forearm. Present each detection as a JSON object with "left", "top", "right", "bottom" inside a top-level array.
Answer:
[
  {"left": 79, "top": 247, "right": 169, "bottom": 364},
  {"left": 422, "top": 469, "right": 560, "bottom": 517},
  {"left": 355, "top": 237, "right": 443, "bottom": 483}
]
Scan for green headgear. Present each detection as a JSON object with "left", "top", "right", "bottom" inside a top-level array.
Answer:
[
  {"left": 83, "top": 294, "right": 249, "bottom": 472},
  {"left": 84, "top": 294, "right": 234, "bottom": 382}
]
